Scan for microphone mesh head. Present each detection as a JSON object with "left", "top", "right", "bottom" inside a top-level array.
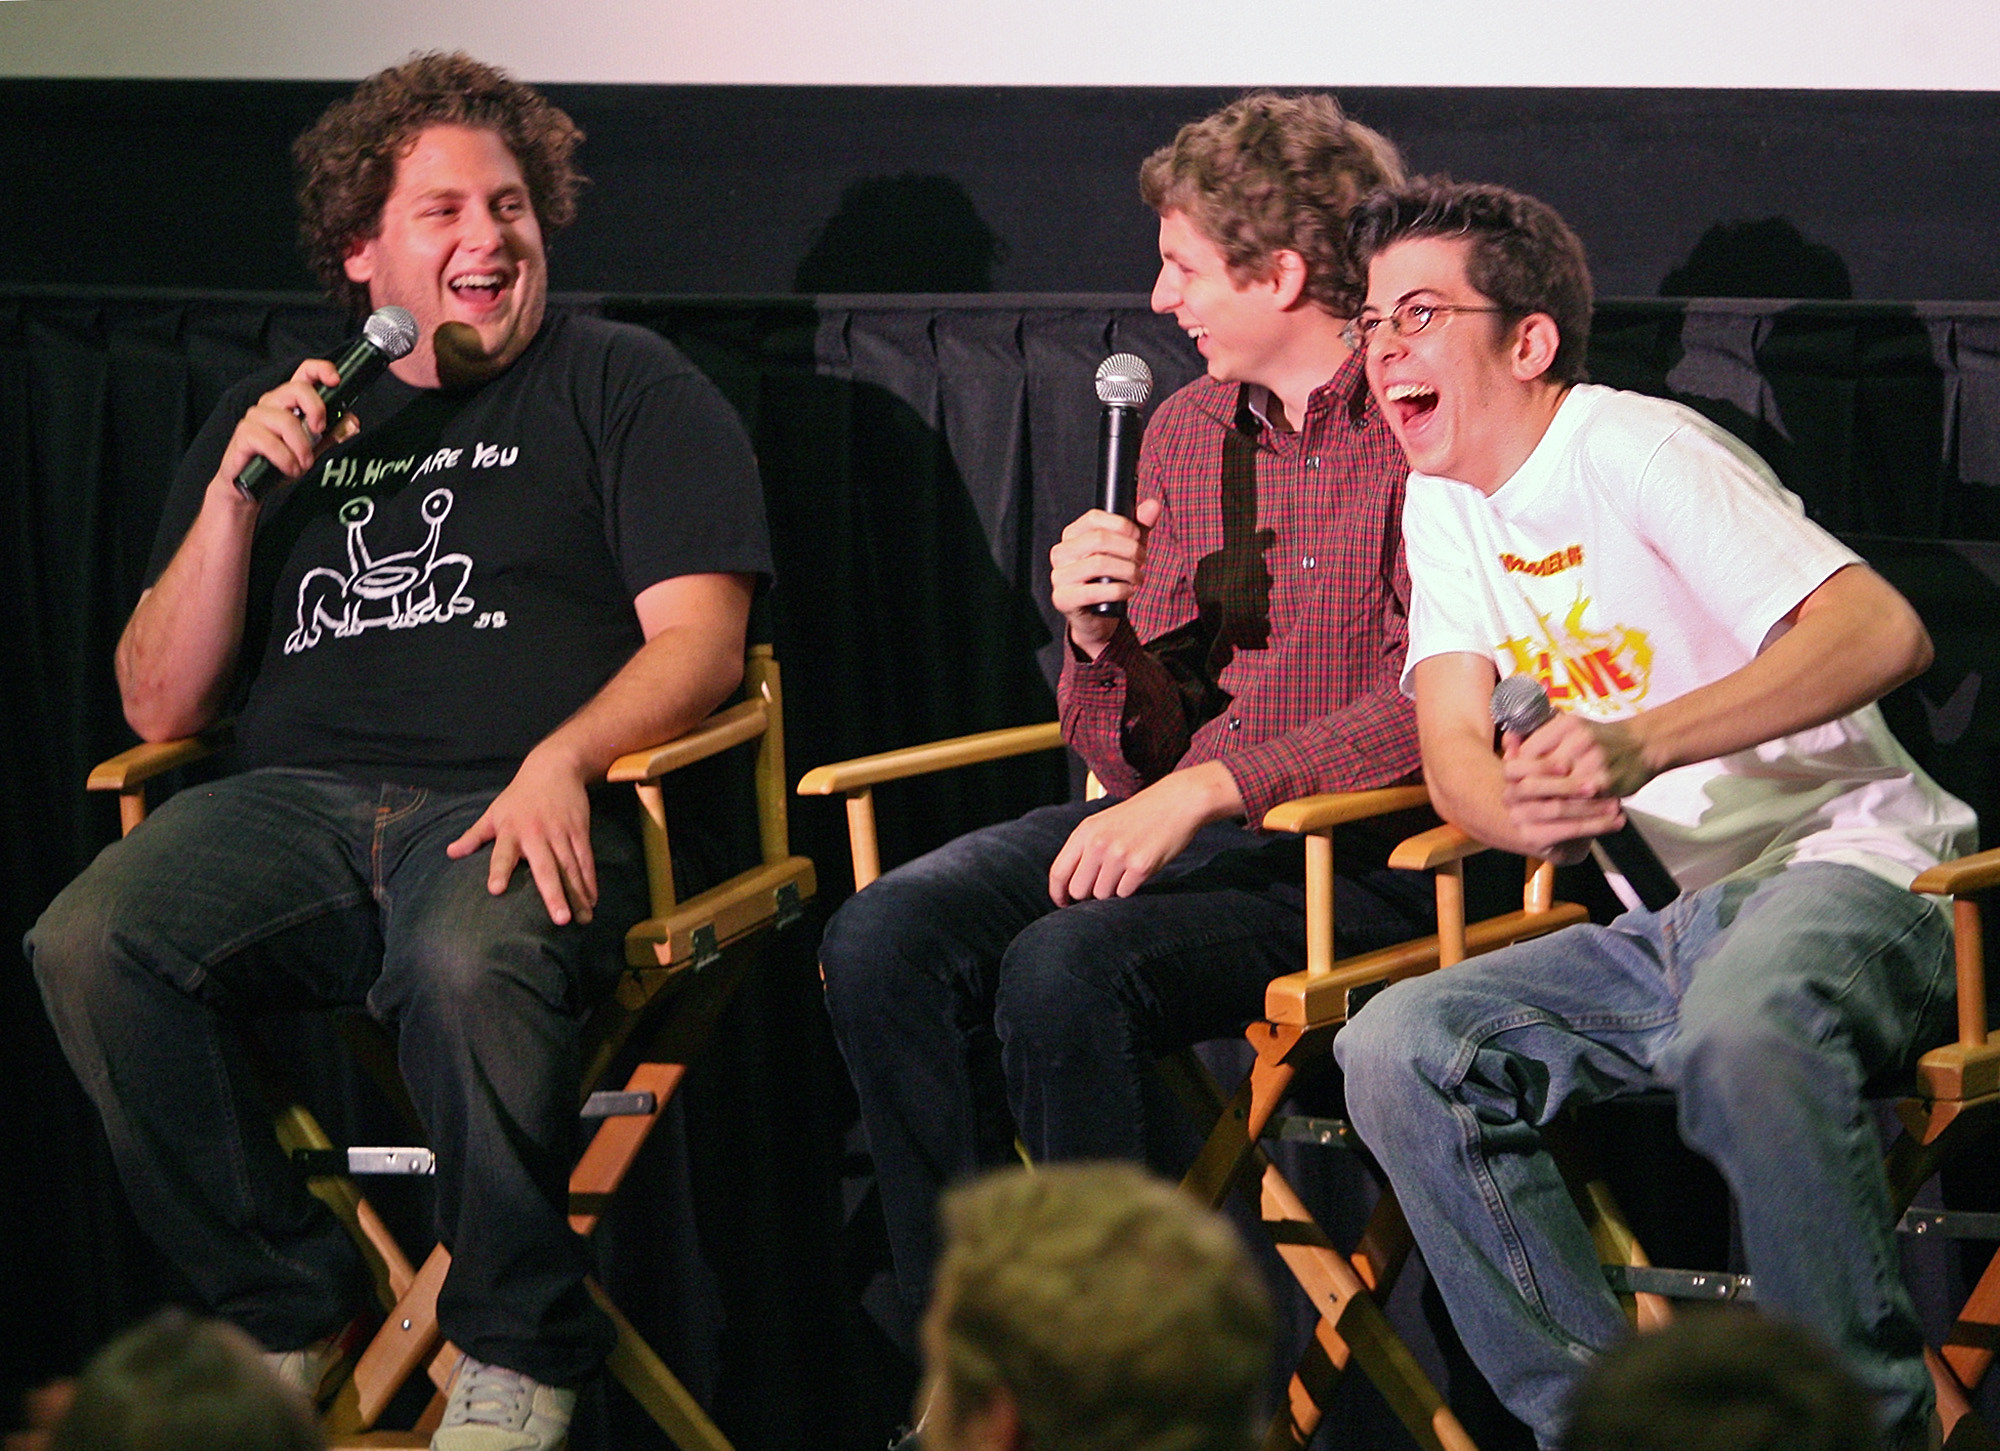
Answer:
[
  {"left": 1490, "top": 674, "right": 1555, "bottom": 736},
  {"left": 363, "top": 306, "right": 421, "bottom": 360},
  {"left": 1095, "top": 353, "right": 1154, "bottom": 407}
]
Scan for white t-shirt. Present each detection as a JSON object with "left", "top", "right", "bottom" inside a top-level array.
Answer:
[{"left": 1403, "top": 384, "right": 1975, "bottom": 895}]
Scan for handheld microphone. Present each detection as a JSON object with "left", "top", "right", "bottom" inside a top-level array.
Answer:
[
  {"left": 1086, "top": 352, "right": 1154, "bottom": 618},
  {"left": 1489, "top": 675, "right": 1681, "bottom": 912},
  {"left": 234, "top": 306, "right": 420, "bottom": 501}
]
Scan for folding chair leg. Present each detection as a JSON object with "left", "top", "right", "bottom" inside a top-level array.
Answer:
[
  {"left": 331, "top": 1248, "right": 451, "bottom": 1435},
  {"left": 1259, "top": 1191, "right": 1419, "bottom": 1450},
  {"left": 1162, "top": 1025, "right": 1335, "bottom": 1209},
  {"left": 1941, "top": 1249, "right": 2000, "bottom": 1390},
  {"left": 1166, "top": 1039, "right": 1472, "bottom": 1451},
  {"left": 1885, "top": 1109, "right": 2000, "bottom": 1395},
  {"left": 329, "top": 1048, "right": 733, "bottom": 1447},
  {"left": 1262, "top": 1320, "right": 1345, "bottom": 1451},
  {"left": 272, "top": 1102, "right": 418, "bottom": 1309},
  {"left": 1258, "top": 1165, "right": 1477, "bottom": 1451},
  {"left": 590, "top": 1280, "right": 734, "bottom": 1451}
]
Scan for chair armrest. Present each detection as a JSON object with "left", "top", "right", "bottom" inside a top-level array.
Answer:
[
  {"left": 1265, "top": 899, "right": 1589, "bottom": 1027},
  {"left": 796, "top": 722, "right": 1066, "bottom": 796},
  {"left": 1259, "top": 784, "right": 1431, "bottom": 834},
  {"left": 1909, "top": 848, "right": 2000, "bottom": 1080},
  {"left": 87, "top": 733, "right": 221, "bottom": 793},
  {"left": 1389, "top": 824, "right": 1487, "bottom": 871},
  {"left": 1259, "top": 784, "right": 1434, "bottom": 980},
  {"left": 797, "top": 722, "right": 1068, "bottom": 893},
  {"left": 606, "top": 699, "right": 768, "bottom": 784},
  {"left": 1912, "top": 849, "right": 2000, "bottom": 899}
]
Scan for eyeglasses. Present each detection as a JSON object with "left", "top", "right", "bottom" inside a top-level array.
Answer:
[{"left": 1341, "top": 302, "right": 1510, "bottom": 352}]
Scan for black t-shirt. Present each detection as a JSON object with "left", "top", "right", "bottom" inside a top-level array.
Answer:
[{"left": 147, "top": 311, "right": 772, "bottom": 788}]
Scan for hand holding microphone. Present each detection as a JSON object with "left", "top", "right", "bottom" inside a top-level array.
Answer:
[
  {"left": 1084, "top": 353, "right": 1154, "bottom": 619},
  {"left": 234, "top": 306, "right": 419, "bottom": 500},
  {"left": 1489, "top": 675, "right": 1681, "bottom": 911}
]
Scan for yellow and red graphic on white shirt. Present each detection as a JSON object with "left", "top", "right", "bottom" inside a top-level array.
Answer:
[{"left": 1498, "top": 593, "right": 1653, "bottom": 716}]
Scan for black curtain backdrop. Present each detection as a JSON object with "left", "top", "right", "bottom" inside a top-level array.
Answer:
[
  {"left": 5, "top": 290, "right": 2000, "bottom": 1449},
  {"left": 8, "top": 84, "right": 2000, "bottom": 303}
]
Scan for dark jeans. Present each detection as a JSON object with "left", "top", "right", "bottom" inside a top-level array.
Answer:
[
  {"left": 818, "top": 797, "right": 1431, "bottom": 1329},
  {"left": 26, "top": 767, "right": 648, "bottom": 1386}
]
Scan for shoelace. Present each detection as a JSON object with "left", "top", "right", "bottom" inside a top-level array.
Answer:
[{"left": 450, "top": 1361, "right": 534, "bottom": 1428}]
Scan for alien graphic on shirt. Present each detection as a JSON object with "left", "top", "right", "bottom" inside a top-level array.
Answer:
[{"left": 283, "top": 487, "right": 474, "bottom": 654}]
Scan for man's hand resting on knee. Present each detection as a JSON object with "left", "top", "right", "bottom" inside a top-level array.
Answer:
[
  {"left": 448, "top": 742, "right": 599, "bottom": 927},
  {"left": 1048, "top": 761, "right": 1243, "bottom": 905}
]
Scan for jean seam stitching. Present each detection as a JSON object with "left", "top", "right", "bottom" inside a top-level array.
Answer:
[{"left": 192, "top": 887, "right": 374, "bottom": 973}]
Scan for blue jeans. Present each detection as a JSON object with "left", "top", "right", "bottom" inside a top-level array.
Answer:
[
  {"left": 818, "top": 797, "right": 1433, "bottom": 1330},
  {"left": 26, "top": 768, "right": 648, "bottom": 1386},
  {"left": 1334, "top": 862, "right": 1954, "bottom": 1446}
]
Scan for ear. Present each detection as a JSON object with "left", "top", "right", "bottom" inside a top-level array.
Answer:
[
  {"left": 343, "top": 235, "right": 377, "bottom": 287},
  {"left": 1265, "top": 248, "right": 1309, "bottom": 311},
  {"left": 957, "top": 1389, "right": 1023, "bottom": 1451},
  {"left": 1509, "top": 313, "right": 1562, "bottom": 383}
]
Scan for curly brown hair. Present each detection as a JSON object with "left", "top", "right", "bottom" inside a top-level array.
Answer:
[
  {"left": 293, "top": 52, "right": 586, "bottom": 315},
  {"left": 1138, "top": 92, "right": 1403, "bottom": 317}
]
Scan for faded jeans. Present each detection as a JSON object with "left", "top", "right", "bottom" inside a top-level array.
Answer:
[
  {"left": 1335, "top": 862, "right": 1954, "bottom": 1446},
  {"left": 27, "top": 767, "right": 648, "bottom": 1385}
]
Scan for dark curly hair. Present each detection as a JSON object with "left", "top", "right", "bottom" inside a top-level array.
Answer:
[
  {"left": 1347, "top": 177, "right": 1594, "bottom": 385},
  {"left": 293, "top": 52, "right": 586, "bottom": 315},
  {"left": 1138, "top": 92, "right": 1403, "bottom": 317}
]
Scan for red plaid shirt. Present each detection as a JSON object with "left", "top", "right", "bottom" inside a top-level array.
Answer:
[{"left": 1058, "top": 353, "right": 1421, "bottom": 823}]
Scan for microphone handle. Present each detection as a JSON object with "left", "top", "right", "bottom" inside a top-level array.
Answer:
[
  {"left": 234, "top": 333, "right": 392, "bottom": 501},
  {"left": 1491, "top": 676, "right": 1680, "bottom": 912},
  {"left": 1595, "top": 822, "right": 1682, "bottom": 912},
  {"left": 1086, "top": 403, "right": 1144, "bottom": 619}
]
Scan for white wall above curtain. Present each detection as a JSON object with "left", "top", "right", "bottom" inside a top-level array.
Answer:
[{"left": 1, "top": 0, "right": 1996, "bottom": 88}]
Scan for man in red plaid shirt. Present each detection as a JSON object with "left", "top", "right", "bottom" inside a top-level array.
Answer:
[{"left": 821, "top": 92, "right": 1430, "bottom": 1350}]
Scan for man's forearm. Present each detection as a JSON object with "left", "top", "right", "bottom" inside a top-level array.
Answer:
[
  {"left": 1618, "top": 564, "right": 1929, "bottom": 783},
  {"left": 115, "top": 481, "right": 260, "bottom": 741},
  {"left": 1222, "top": 687, "right": 1423, "bottom": 823},
  {"left": 528, "top": 619, "right": 746, "bottom": 783}
]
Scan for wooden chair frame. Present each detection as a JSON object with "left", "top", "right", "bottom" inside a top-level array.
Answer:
[
  {"left": 1433, "top": 832, "right": 2000, "bottom": 1449},
  {"left": 799, "top": 725, "right": 1587, "bottom": 1451},
  {"left": 89, "top": 644, "right": 815, "bottom": 1451},
  {"left": 1898, "top": 846, "right": 2000, "bottom": 1446}
]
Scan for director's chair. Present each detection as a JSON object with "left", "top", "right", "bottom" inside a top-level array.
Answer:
[
  {"left": 87, "top": 643, "right": 815, "bottom": 1451},
  {"left": 798, "top": 726, "right": 1586, "bottom": 1451},
  {"left": 1391, "top": 822, "right": 2000, "bottom": 1451}
]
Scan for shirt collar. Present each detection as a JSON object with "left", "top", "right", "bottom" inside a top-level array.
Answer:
[{"left": 1235, "top": 350, "right": 1375, "bottom": 437}]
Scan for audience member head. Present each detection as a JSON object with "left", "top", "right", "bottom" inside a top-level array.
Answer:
[
  {"left": 1139, "top": 91, "right": 1404, "bottom": 317},
  {"left": 1561, "top": 1312, "right": 1883, "bottom": 1451},
  {"left": 920, "top": 1162, "right": 1274, "bottom": 1451},
  {"left": 49, "top": 1308, "right": 324, "bottom": 1451},
  {"left": 1348, "top": 176, "right": 1594, "bottom": 385},
  {"left": 293, "top": 51, "right": 586, "bottom": 314}
]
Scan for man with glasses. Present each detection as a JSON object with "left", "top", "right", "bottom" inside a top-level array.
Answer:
[
  {"left": 1332, "top": 177, "right": 1973, "bottom": 1451},
  {"left": 819, "top": 92, "right": 1434, "bottom": 1354}
]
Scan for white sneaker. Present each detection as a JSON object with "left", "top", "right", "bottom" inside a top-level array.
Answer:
[
  {"left": 263, "top": 1316, "right": 369, "bottom": 1405},
  {"left": 431, "top": 1355, "right": 576, "bottom": 1451}
]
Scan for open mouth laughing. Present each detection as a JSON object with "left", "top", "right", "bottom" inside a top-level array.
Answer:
[
  {"left": 449, "top": 271, "right": 510, "bottom": 309},
  {"left": 1382, "top": 380, "right": 1438, "bottom": 429}
]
